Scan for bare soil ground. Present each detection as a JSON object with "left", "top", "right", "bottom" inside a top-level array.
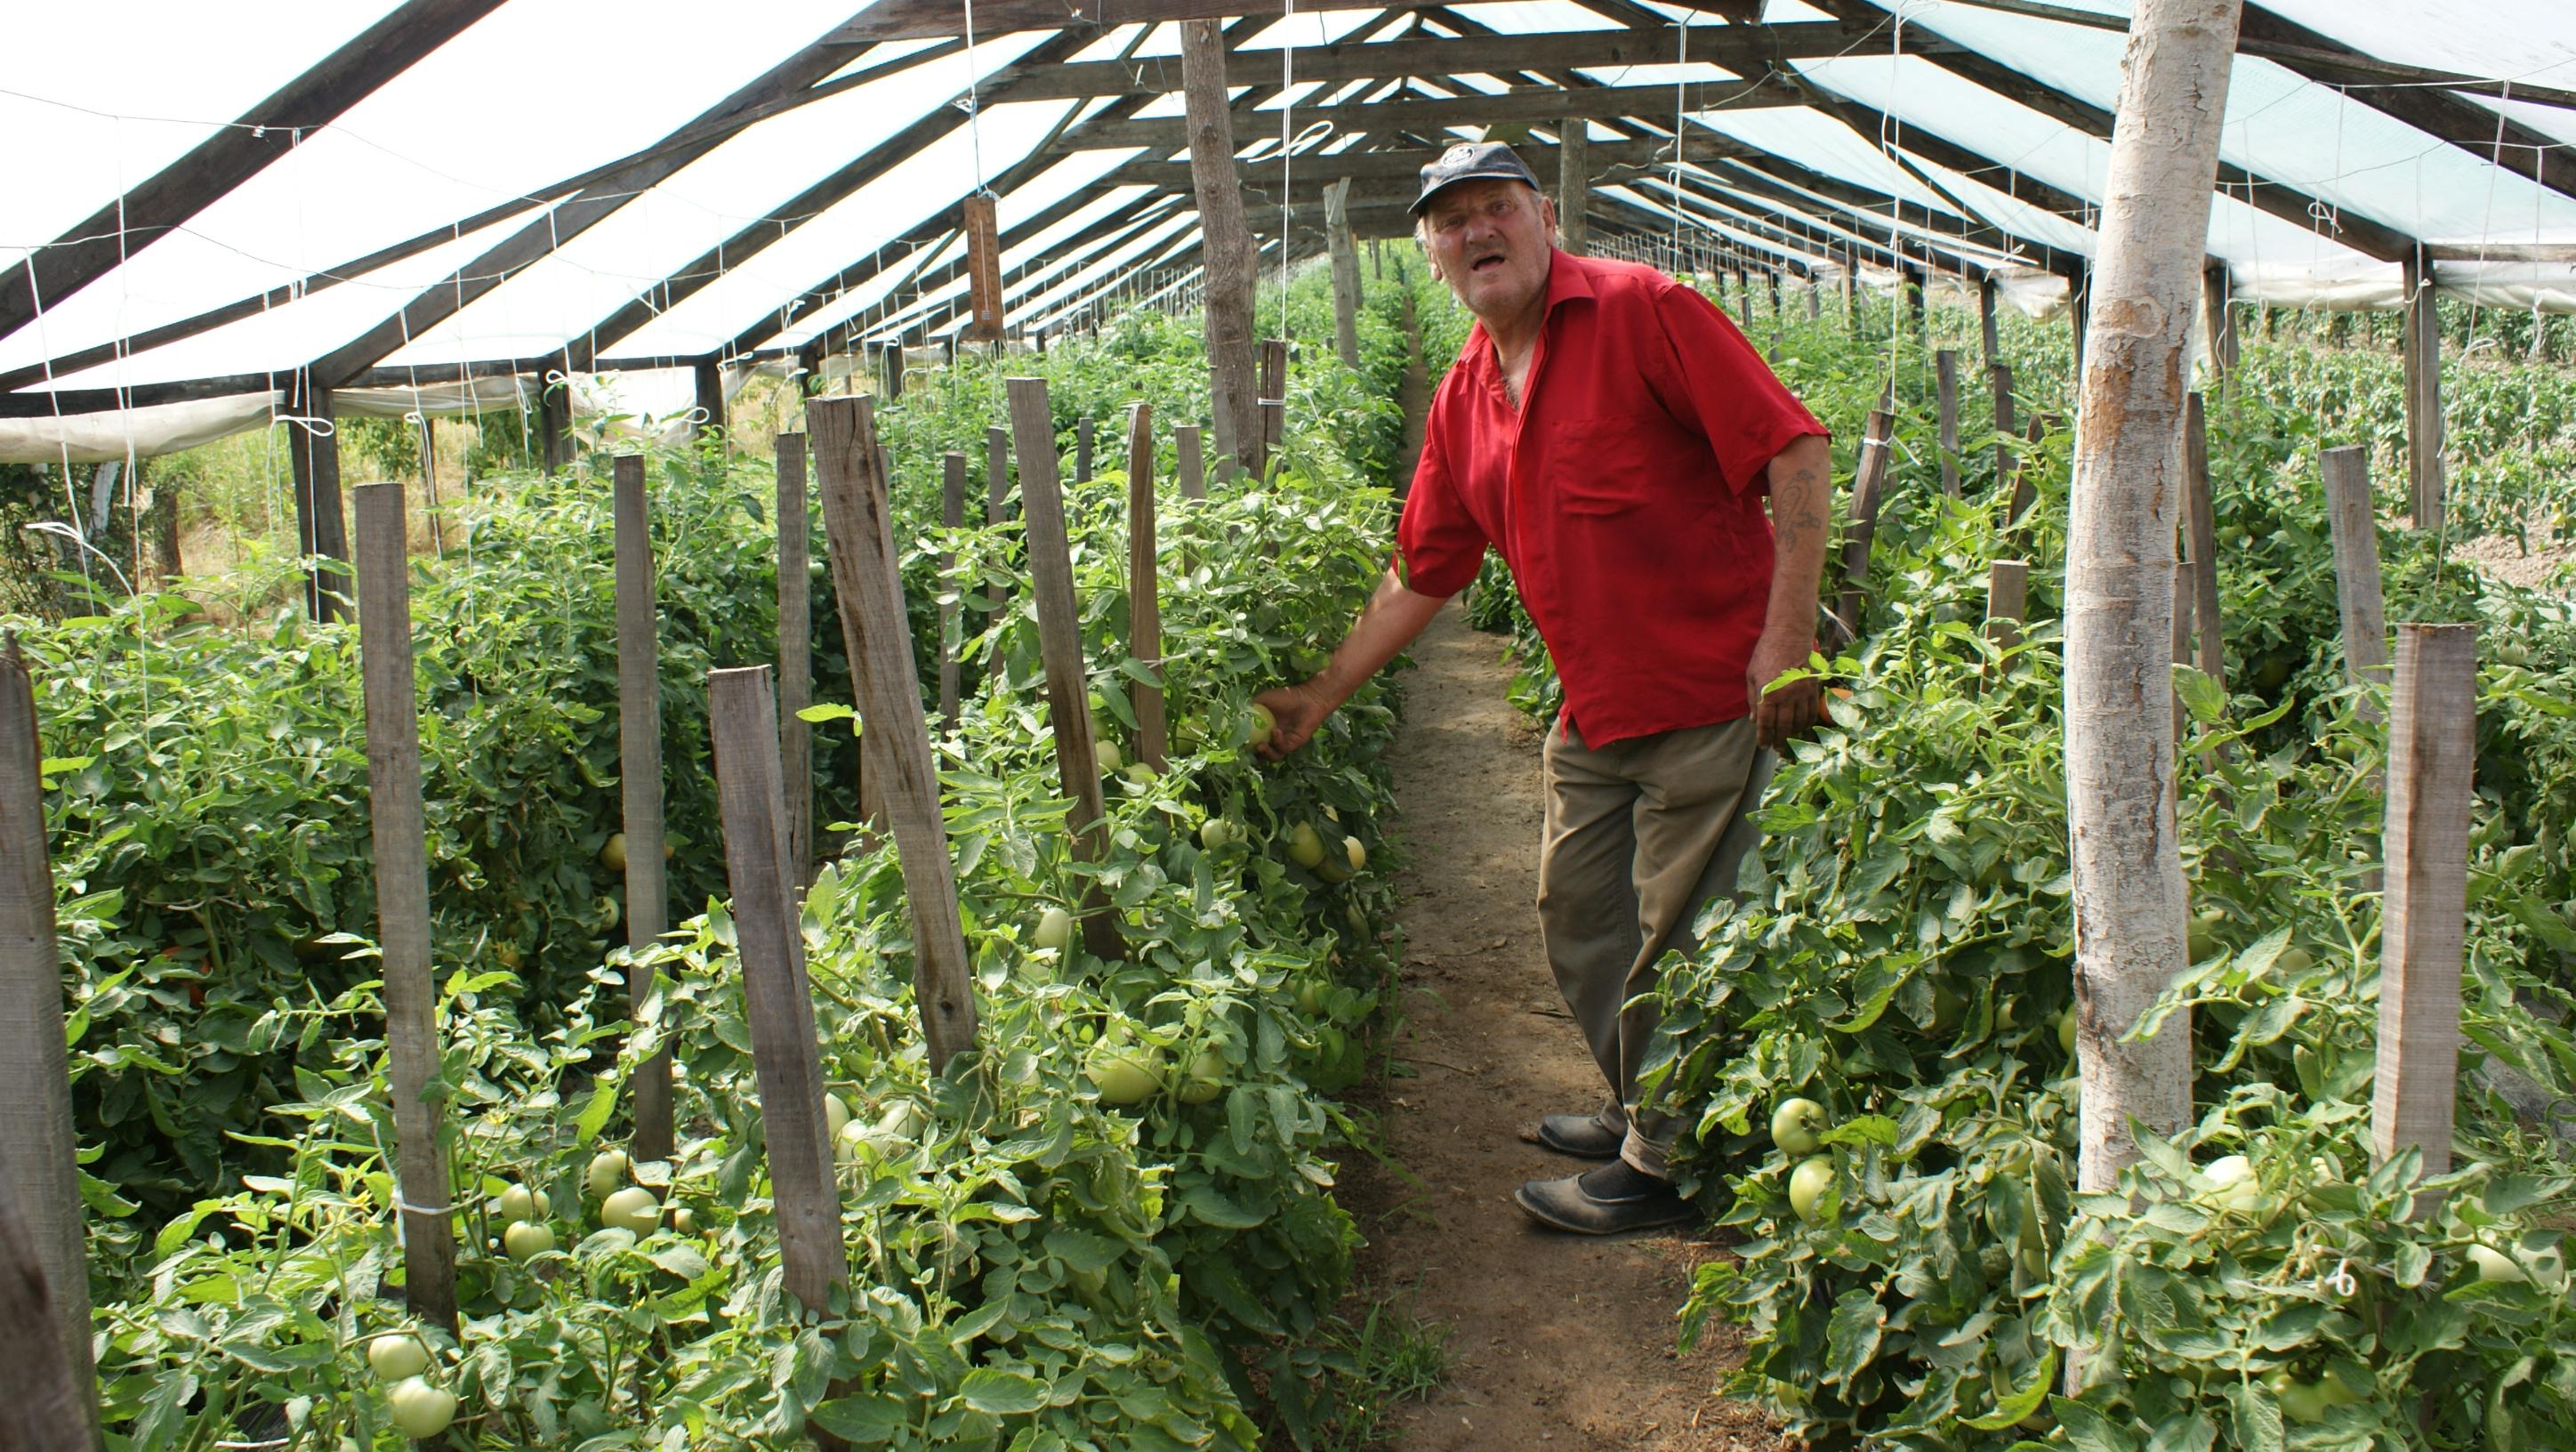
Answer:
[{"left": 1332, "top": 598, "right": 1783, "bottom": 1452}]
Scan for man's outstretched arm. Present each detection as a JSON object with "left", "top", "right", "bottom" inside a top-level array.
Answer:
[
  {"left": 1252, "top": 564, "right": 1449, "bottom": 759},
  {"left": 1747, "top": 432, "right": 1834, "bottom": 751}
]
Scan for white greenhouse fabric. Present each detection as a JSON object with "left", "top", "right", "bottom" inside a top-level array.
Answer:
[{"left": 9, "top": 0, "right": 2576, "bottom": 456}]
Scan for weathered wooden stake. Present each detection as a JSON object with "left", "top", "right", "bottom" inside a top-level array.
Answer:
[
  {"left": 2401, "top": 250, "right": 2447, "bottom": 530},
  {"left": 938, "top": 451, "right": 965, "bottom": 725},
  {"left": 1007, "top": 377, "right": 1125, "bottom": 961},
  {"left": 1175, "top": 424, "right": 1206, "bottom": 502},
  {"left": 1985, "top": 559, "right": 2029, "bottom": 652},
  {"left": 2181, "top": 394, "right": 2226, "bottom": 691},
  {"left": 1934, "top": 348, "right": 1961, "bottom": 497},
  {"left": 0, "top": 640, "right": 99, "bottom": 1441},
  {"left": 1076, "top": 415, "right": 1095, "bottom": 483},
  {"left": 351, "top": 482, "right": 458, "bottom": 1337},
  {"left": 1257, "top": 337, "right": 1288, "bottom": 478},
  {"left": 2371, "top": 624, "right": 2478, "bottom": 1218},
  {"left": 705, "top": 667, "right": 847, "bottom": 1311},
  {"left": 986, "top": 424, "right": 1013, "bottom": 686},
  {"left": 1978, "top": 277, "right": 2001, "bottom": 367},
  {"left": 1832, "top": 407, "right": 1894, "bottom": 646},
  {"left": 2321, "top": 445, "right": 2392, "bottom": 709},
  {"left": 1127, "top": 403, "right": 1168, "bottom": 772},
  {"left": 286, "top": 373, "right": 350, "bottom": 622},
  {"left": 693, "top": 358, "right": 726, "bottom": 444},
  {"left": 884, "top": 342, "right": 906, "bottom": 400},
  {"left": 1990, "top": 361, "right": 2017, "bottom": 491},
  {"left": 537, "top": 370, "right": 573, "bottom": 477},
  {"left": 613, "top": 458, "right": 675, "bottom": 1160},
  {"left": 808, "top": 398, "right": 983, "bottom": 1064},
  {"left": 777, "top": 435, "right": 815, "bottom": 882}
]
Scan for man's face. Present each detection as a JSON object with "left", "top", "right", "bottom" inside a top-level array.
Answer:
[{"left": 1420, "top": 178, "right": 1557, "bottom": 323}]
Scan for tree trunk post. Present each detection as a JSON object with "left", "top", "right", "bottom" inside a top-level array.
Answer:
[
  {"left": 938, "top": 450, "right": 965, "bottom": 727},
  {"left": 0, "top": 640, "right": 99, "bottom": 1441},
  {"left": 351, "top": 482, "right": 459, "bottom": 1337},
  {"left": 1126, "top": 403, "right": 1168, "bottom": 772},
  {"left": 1006, "top": 377, "right": 1125, "bottom": 962},
  {"left": 2402, "top": 249, "right": 2447, "bottom": 530},
  {"left": 807, "top": 399, "right": 982, "bottom": 1065},
  {"left": 2321, "top": 445, "right": 2393, "bottom": 712},
  {"left": 1179, "top": 18, "right": 1261, "bottom": 479},
  {"left": 1831, "top": 407, "right": 1894, "bottom": 647},
  {"left": 286, "top": 371, "right": 350, "bottom": 623},
  {"left": 2182, "top": 394, "right": 2226, "bottom": 690},
  {"left": 612, "top": 457, "right": 676, "bottom": 1161},
  {"left": 777, "top": 434, "right": 815, "bottom": 880},
  {"left": 2064, "top": 0, "right": 2242, "bottom": 1199},
  {"left": 705, "top": 667, "right": 847, "bottom": 1311},
  {"left": 1326, "top": 178, "right": 1363, "bottom": 368},
  {"left": 1934, "top": 348, "right": 1962, "bottom": 497},
  {"left": 2372, "top": 623, "right": 2479, "bottom": 1220}
]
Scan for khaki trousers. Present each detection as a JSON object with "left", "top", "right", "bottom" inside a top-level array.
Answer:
[{"left": 1538, "top": 714, "right": 1773, "bottom": 1177}]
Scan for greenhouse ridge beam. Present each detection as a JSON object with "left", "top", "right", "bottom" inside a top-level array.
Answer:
[
  {"left": 1056, "top": 77, "right": 1804, "bottom": 152},
  {"left": 833, "top": 0, "right": 1437, "bottom": 43},
  {"left": 0, "top": 0, "right": 508, "bottom": 347}
]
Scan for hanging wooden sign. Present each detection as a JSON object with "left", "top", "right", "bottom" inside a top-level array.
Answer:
[{"left": 963, "top": 195, "right": 1005, "bottom": 343}]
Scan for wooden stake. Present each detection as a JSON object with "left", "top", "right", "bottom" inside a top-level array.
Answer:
[
  {"left": 1832, "top": 407, "right": 1894, "bottom": 646},
  {"left": 938, "top": 450, "right": 965, "bottom": 726},
  {"left": 0, "top": 640, "right": 98, "bottom": 1440},
  {"left": 613, "top": 458, "right": 675, "bottom": 1161},
  {"left": 1985, "top": 559, "right": 2028, "bottom": 652},
  {"left": 693, "top": 358, "right": 726, "bottom": 444},
  {"left": 986, "top": 424, "right": 1012, "bottom": 687},
  {"left": 1007, "top": 377, "right": 1124, "bottom": 961},
  {"left": 351, "top": 482, "right": 457, "bottom": 1337},
  {"left": 1175, "top": 424, "right": 1205, "bottom": 501},
  {"left": 2202, "top": 261, "right": 2238, "bottom": 390},
  {"left": 2401, "top": 250, "right": 2447, "bottom": 530},
  {"left": 1990, "top": 360, "right": 2017, "bottom": 492},
  {"left": 1978, "top": 277, "right": 2001, "bottom": 368},
  {"left": 1076, "top": 415, "right": 1095, "bottom": 483},
  {"left": 705, "top": 667, "right": 846, "bottom": 1311},
  {"left": 777, "top": 434, "right": 815, "bottom": 881},
  {"left": 1127, "top": 403, "right": 1167, "bottom": 772},
  {"left": 808, "top": 399, "right": 981, "bottom": 1066},
  {"left": 286, "top": 372, "right": 350, "bottom": 622},
  {"left": 1257, "top": 337, "right": 1288, "bottom": 478},
  {"left": 2181, "top": 394, "right": 2226, "bottom": 690},
  {"left": 1934, "top": 348, "right": 1961, "bottom": 497},
  {"left": 2009, "top": 412, "right": 2051, "bottom": 527},
  {"left": 2321, "top": 445, "right": 2392, "bottom": 709},
  {"left": 537, "top": 369, "right": 573, "bottom": 477},
  {"left": 2372, "top": 623, "right": 2478, "bottom": 1218},
  {"left": 884, "top": 342, "right": 906, "bottom": 400}
]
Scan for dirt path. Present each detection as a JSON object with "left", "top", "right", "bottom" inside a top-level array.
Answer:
[{"left": 1335, "top": 600, "right": 1782, "bottom": 1452}]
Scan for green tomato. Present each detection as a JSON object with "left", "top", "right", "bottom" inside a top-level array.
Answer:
[
  {"left": 1199, "top": 818, "right": 1239, "bottom": 851},
  {"left": 1175, "top": 1048, "right": 1227, "bottom": 1104},
  {"left": 824, "top": 1093, "right": 852, "bottom": 1142},
  {"left": 2270, "top": 1372, "right": 2334, "bottom": 1424},
  {"left": 600, "top": 1186, "right": 661, "bottom": 1238},
  {"left": 366, "top": 1334, "right": 430, "bottom": 1383},
  {"left": 1034, "top": 907, "right": 1074, "bottom": 952},
  {"left": 1769, "top": 1098, "right": 1829, "bottom": 1156},
  {"left": 1787, "top": 1155, "right": 1835, "bottom": 1223},
  {"left": 385, "top": 1377, "right": 458, "bottom": 1440},
  {"left": 503, "top": 1221, "right": 556, "bottom": 1262},
  {"left": 2469, "top": 1244, "right": 2528, "bottom": 1283},
  {"left": 1286, "top": 822, "right": 1327, "bottom": 870},
  {"left": 2057, "top": 1010, "right": 2077, "bottom": 1056},
  {"left": 495, "top": 1183, "right": 549, "bottom": 1223},
  {"left": 1340, "top": 835, "right": 1367, "bottom": 872},
  {"left": 1091, "top": 1044, "right": 1167, "bottom": 1107},
  {"left": 2195, "top": 1153, "right": 2261, "bottom": 1213},
  {"left": 584, "top": 1150, "right": 631, "bottom": 1201},
  {"left": 1094, "top": 738, "right": 1123, "bottom": 775},
  {"left": 1246, "top": 702, "right": 1277, "bottom": 746}
]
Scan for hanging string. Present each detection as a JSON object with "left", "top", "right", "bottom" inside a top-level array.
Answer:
[{"left": 1277, "top": 0, "right": 1298, "bottom": 341}]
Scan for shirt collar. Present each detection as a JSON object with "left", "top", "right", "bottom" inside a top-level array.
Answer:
[{"left": 1460, "top": 248, "right": 1594, "bottom": 376}]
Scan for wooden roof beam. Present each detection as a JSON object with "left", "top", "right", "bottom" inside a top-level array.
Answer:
[{"left": 1053, "top": 77, "right": 1802, "bottom": 153}]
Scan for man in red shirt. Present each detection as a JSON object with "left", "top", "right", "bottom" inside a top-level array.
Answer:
[{"left": 1255, "top": 141, "right": 1833, "bottom": 1235}]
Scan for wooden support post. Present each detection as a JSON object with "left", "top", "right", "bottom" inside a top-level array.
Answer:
[
  {"left": 938, "top": 451, "right": 965, "bottom": 726},
  {"left": 1076, "top": 415, "right": 1094, "bottom": 483},
  {"left": 286, "top": 372, "right": 350, "bottom": 623},
  {"left": 2402, "top": 250, "right": 2447, "bottom": 530},
  {"left": 1934, "top": 348, "right": 1961, "bottom": 497},
  {"left": 2182, "top": 394, "right": 2226, "bottom": 690},
  {"left": 986, "top": 424, "right": 1012, "bottom": 686},
  {"left": 777, "top": 435, "right": 814, "bottom": 881},
  {"left": 1006, "top": 377, "right": 1125, "bottom": 962},
  {"left": 693, "top": 357, "right": 726, "bottom": 444},
  {"left": 705, "top": 667, "right": 847, "bottom": 1311},
  {"left": 0, "top": 640, "right": 99, "bottom": 1441},
  {"left": 885, "top": 342, "right": 906, "bottom": 400},
  {"left": 2202, "top": 261, "right": 2238, "bottom": 391},
  {"left": 1990, "top": 361, "right": 2017, "bottom": 492},
  {"left": 808, "top": 399, "right": 982, "bottom": 1064},
  {"left": 2371, "top": 623, "right": 2479, "bottom": 1218},
  {"left": 1257, "top": 337, "right": 1288, "bottom": 478},
  {"left": 2321, "top": 445, "right": 2392, "bottom": 708},
  {"left": 1127, "top": 403, "right": 1167, "bottom": 772},
  {"left": 351, "top": 482, "right": 458, "bottom": 1337},
  {"left": 1175, "top": 424, "right": 1206, "bottom": 501},
  {"left": 1559, "top": 125, "right": 1590, "bottom": 257},
  {"left": 612, "top": 458, "right": 675, "bottom": 1161},
  {"left": 537, "top": 369, "right": 573, "bottom": 476},
  {"left": 1325, "top": 178, "right": 1362, "bottom": 368},
  {"left": 1979, "top": 277, "right": 2001, "bottom": 368},
  {"left": 1984, "top": 559, "right": 2028, "bottom": 652},
  {"left": 963, "top": 194, "right": 1006, "bottom": 343},
  {"left": 1179, "top": 17, "right": 1260, "bottom": 478},
  {"left": 1832, "top": 407, "right": 1895, "bottom": 647}
]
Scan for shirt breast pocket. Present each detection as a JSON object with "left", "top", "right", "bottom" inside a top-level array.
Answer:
[{"left": 1542, "top": 412, "right": 1669, "bottom": 516}]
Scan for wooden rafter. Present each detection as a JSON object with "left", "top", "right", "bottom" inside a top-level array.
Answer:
[{"left": 1056, "top": 77, "right": 1802, "bottom": 154}]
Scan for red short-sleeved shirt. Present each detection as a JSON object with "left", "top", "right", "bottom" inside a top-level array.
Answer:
[{"left": 1397, "top": 250, "right": 1827, "bottom": 746}]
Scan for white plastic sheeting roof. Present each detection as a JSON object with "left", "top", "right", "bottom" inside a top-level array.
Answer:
[{"left": 3, "top": 0, "right": 2573, "bottom": 460}]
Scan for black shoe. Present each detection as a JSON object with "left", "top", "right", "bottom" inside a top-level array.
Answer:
[
  {"left": 1515, "top": 1161, "right": 1694, "bottom": 1235},
  {"left": 1533, "top": 1109, "right": 1623, "bottom": 1159}
]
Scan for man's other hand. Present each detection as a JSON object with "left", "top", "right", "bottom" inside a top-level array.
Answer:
[
  {"left": 1253, "top": 681, "right": 1333, "bottom": 761},
  {"left": 1746, "top": 630, "right": 1823, "bottom": 753}
]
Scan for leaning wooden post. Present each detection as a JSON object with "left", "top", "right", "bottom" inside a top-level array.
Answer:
[
  {"left": 2372, "top": 624, "right": 2478, "bottom": 1219},
  {"left": 1831, "top": 407, "right": 1895, "bottom": 647},
  {"left": 351, "top": 482, "right": 459, "bottom": 1337},
  {"left": 1934, "top": 348, "right": 1962, "bottom": 497},
  {"left": 1175, "top": 424, "right": 1206, "bottom": 501},
  {"left": 2181, "top": 394, "right": 2226, "bottom": 690},
  {"left": 705, "top": 667, "right": 847, "bottom": 1311},
  {"left": 612, "top": 458, "right": 675, "bottom": 1161},
  {"left": 1007, "top": 377, "right": 1125, "bottom": 962},
  {"left": 2321, "top": 445, "right": 2392, "bottom": 712},
  {"left": 1127, "top": 404, "right": 1168, "bottom": 772},
  {"left": 0, "top": 639, "right": 99, "bottom": 1440},
  {"left": 1985, "top": 560, "right": 2029, "bottom": 652},
  {"left": 809, "top": 399, "right": 982, "bottom": 1063},
  {"left": 777, "top": 435, "right": 815, "bottom": 883},
  {"left": 1990, "top": 360, "right": 2017, "bottom": 491},
  {"left": 938, "top": 451, "right": 966, "bottom": 725},
  {"left": 1076, "top": 416, "right": 1095, "bottom": 484},
  {"left": 2401, "top": 248, "right": 2447, "bottom": 530}
]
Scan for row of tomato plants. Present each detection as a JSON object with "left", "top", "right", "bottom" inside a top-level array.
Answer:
[
  {"left": 27, "top": 265, "right": 1443, "bottom": 1449},
  {"left": 1466, "top": 293, "right": 2576, "bottom": 1448}
]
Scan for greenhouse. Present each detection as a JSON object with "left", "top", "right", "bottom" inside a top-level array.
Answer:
[{"left": 4, "top": 0, "right": 2576, "bottom": 1448}]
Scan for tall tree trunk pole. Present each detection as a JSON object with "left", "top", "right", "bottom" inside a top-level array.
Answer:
[
  {"left": 2065, "top": 0, "right": 2242, "bottom": 1198},
  {"left": 1179, "top": 20, "right": 1261, "bottom": 478}
]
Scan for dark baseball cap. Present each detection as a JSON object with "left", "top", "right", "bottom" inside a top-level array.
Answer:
[{"left": 1409, "top": 140, "right": 1542, "bottom": 216}]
